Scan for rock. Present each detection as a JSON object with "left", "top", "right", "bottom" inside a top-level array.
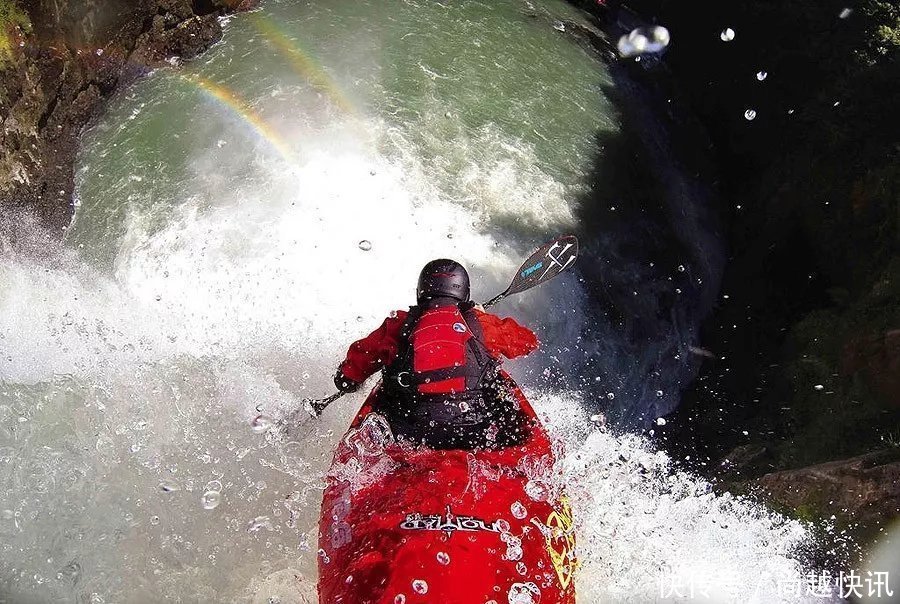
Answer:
[
  {"left": 717, "top": 443, "right": 773, "bottom": 477},
  {"left": 842, "top": 329, "right": 900, "bottom": 409},
  {"left": 752, "top": 449, "right": 900, "bottom": 541},
  {"left": 0, "top": 0, "right": 249, "bottom": 234}
]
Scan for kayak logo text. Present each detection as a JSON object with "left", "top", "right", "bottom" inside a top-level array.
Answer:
[{"left": 400, "top": 511, "right": 505, "bottom": 534}]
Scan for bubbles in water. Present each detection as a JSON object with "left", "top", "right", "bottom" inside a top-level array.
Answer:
[
  {"left": 656, "top": 417, "right": 667, "bottom": 426},
  {"left": 511, "top": 501, "right": 528, "bottom": 519},
  {"left": 358, "top": 240, "right": 372, "bottom": 251},
  {"left": 412, "top": 579, "right": 428, "bottom": 594},
  {"left": 720, "top": 27, "right": 736, "bottom": 42},
  {"left": 250, "top": 414, "right": 273, "bottom": 434},
  {"left": 756, "top": 70, "right": 768, "bottom": 81},
  {"left": 677, "top": 264, "right": 685, "bottom": 272},
  {"left": 201, "top": 490, "right": 222, "bottom": 510},
  {"left": 436, "top": 551, "right": 450, "bottom": 565},
  {"left": 508, "top": 582, "right": 541, "bottom": 604},
  {"left": 655, "top": 390, "right": 664, "bottom": 397},
  {"left": 744, "top": 109, "right": 757, "bottom": 121},
  {"left": 150, "top": 515, "right": 160, "bottom": 526}
]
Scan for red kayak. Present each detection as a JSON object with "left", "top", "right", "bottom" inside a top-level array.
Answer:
[{"left": 317, "top": 373, "right": 577, "bottom": 604}]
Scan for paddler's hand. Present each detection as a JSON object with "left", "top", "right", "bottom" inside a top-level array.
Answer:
[{"left": 333, "top": 370, "right": 361, "bottom": 394}]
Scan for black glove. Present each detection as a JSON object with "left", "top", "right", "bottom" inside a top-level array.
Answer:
[{"left": 333, "top": 370, "right": 361, "bottom": 393}]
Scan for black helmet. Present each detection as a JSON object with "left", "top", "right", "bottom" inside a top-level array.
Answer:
[{"left": 417, "top": 259, "right": 470, "bottom": 303}]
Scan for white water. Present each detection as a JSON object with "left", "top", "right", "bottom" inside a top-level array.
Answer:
[
  {"left": 0, "top": 2, "right": 839, "bottom": 602},
  {"left": 0, "top": 123, "right": 837, "bottom": 604}
]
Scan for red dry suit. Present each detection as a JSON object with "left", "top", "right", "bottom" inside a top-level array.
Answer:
[
  {"left": 338, "top": 302, "right": 538, "bottom": 449},
  {"left": 338, "top": 308, "right": 538, "bottom": 383}
]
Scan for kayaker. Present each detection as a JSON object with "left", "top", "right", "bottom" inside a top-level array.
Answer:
[{"left": 329, "top": 259, "right": 539, "bottom": 449}]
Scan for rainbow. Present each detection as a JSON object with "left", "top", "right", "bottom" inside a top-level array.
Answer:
[
  {"left": 249, "top": 13, "right": 356, "bottom": 116},
  {"left": 180, "top": 74, "right": 296, "bottom": 163}
]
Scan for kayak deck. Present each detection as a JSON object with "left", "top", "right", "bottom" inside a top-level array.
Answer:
[{"left": 317, "top": 376, "right": 577, "bottom": 603}]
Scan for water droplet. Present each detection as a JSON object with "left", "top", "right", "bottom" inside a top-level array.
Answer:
[
  {"left": 56, "top": 560, "right": 81, "bottom": 584},
  {"left": 617, "top": 25, "right": 670, "bottom": 57},
  {"left": 200, "top": 490, "right": 221, "bottom": 510},
  {"left": 250, "top": 414, "right": 273, "bottom": 434},
  {"left": 436, "top": 551, "right": 450, "bottom": 565},
  {"left": 839, "top": 8, "right": 852, "bottom": 19},
  {"left": 515, "top": 561, "right": 528, "bottom": 575},
  {"left": 656, "top": 417, "right": 667, "bottom": 426},
  {"left": 412, "top": 579, "right": 428, "bottom": 594},
  {"left": 814, "top": 384, "right": 825, "bottom": 391},
  {"left": 394, "top": 596, "right": 406, "bottom": 604},
  {"left": 508, "top": 582, "right": 541, "bottom": 604},
  {"left": 511, "top": 501, "right": 528, "bottom": 519},
  {"left": 248, "top": 516, "right": 273, "bottom": 533},
  {"left": 656, "top": 390, "right": 664, "bottom": 397},
  {"left": 677, "top": 264, "right": 685, "bottom": 272},
  {"left": 756, "top": 70, "right": 768, "bottom": 81},
  {"left": 744, "top": 109, "right": 757, "bottom": 121},
  {"left": 524, "top": 480, "right": 549, "bottom": 502},
  {"left": 358, "top": 240, "right": 372, "bottom": 251},
  {"left": 720, "top": 27, "right": 735, "bottom": 42},
  {"left": 159, "top": 479, "right": 180, "bottom": 493},
  {"left": 607, "top": 392, "right": 615, "bottom": 400}
]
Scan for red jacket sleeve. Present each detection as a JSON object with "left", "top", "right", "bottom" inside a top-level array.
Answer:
[
  {"left": 338, "top": 311, "right": 407, "bottom": 383},
  {"left": 473, "top": 310, "right": 538, "bottom": 360}
]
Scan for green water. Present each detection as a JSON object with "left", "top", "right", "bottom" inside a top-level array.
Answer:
[{"left": 70, "top": 0, "right": 615, "bottom": 266}]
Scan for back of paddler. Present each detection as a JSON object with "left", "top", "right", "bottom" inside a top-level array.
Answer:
[{"left": 324, "top": 258, "right": 539, "bottom": 449}]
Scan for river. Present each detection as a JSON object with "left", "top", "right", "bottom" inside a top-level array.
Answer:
[{"left": 0, "top": 1, "right": 838, "bottom": 601}]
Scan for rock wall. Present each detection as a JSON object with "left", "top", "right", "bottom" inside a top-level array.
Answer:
[
  {"left": 569, "top": 0, "right": 898, "bottom": 555},
  {"left": 0, "top": 0, "right": 253, "bottom": 233}
]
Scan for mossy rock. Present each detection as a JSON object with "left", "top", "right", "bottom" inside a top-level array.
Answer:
[{"left": 0, "top": 0, "right": 30, "bottom": 64}]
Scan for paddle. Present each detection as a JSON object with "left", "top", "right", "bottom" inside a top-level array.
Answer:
[
  {"left": 290, "top": 235, "right": 580, "bottom": 420},
  {"left": 483, "top": 235, "right": 579, "bottom": 309}
]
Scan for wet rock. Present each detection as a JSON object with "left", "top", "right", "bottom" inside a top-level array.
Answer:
[
  {"left": 841, "top": 329, "right": 900, "bottom": 409},
  {"left": 752, "top": 449, "right": 900, "bottom": 540},
  {"left": 0, "top": 0, "right": 250, "bottom": 234},
  {"left": 717, "top": 443, "right": 773, "bottom": 477}
]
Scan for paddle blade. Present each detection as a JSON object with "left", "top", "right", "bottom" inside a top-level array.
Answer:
[{"left": 505, "top": 235, "right": 579, "bottom": 297}]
